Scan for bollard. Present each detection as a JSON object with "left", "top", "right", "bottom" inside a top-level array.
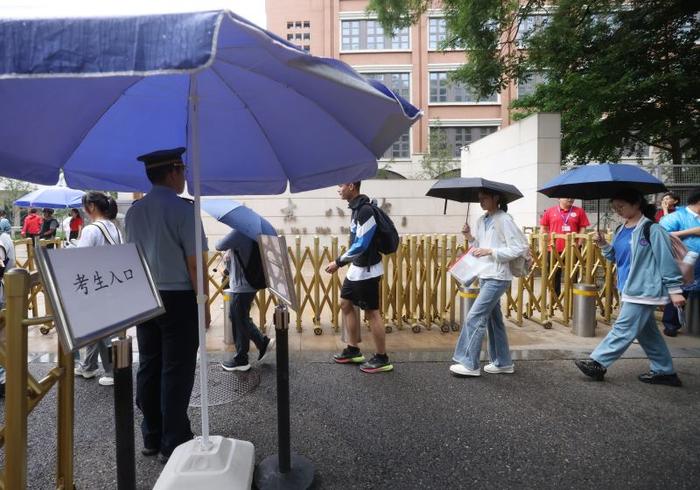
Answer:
[
  {"left": 686, "top": 292, "right": 700, "bottom": 336},
  {"left": 254, "top": 304, "right": 314, "bottom": 490},
  {"left": 112, "top": 336, "right": 136, "bottom": 490},
  {"left": 223, "top": 289, "right": 234, "bottom": 345},
  {"left": 572, "top": 283, "right": 597, "bottom": 337},
  {"left": 458, "top": 286, "right": 480, "bottom": 327}
]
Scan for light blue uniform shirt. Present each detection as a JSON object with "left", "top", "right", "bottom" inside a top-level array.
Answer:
[
  {"left": 660, "top": 206, "right": 700, "bottom": 291},
  {"left": 125, "top": 185, "right": 208, "bottom": 291}
]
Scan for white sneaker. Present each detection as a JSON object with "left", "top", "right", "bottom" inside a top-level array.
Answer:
[
  {"left": 98, "top": 376, "right": 114, "bottom": 386},
  {"left": 74, "top": 365, "right": 98, "bottom": 379},
  {"left": 449, "top": 363, "right": 481, "bottom": 377},
  {"left": 484, "top": 363, "right": 515, "bottom": 374}
]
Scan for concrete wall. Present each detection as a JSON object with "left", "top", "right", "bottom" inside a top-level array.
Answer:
[
  {"left": 460, "top": 112, "right": 562, "bottom": 229},
  {"left": 119, "top": 180, "right": 470, "bottom": 250}
]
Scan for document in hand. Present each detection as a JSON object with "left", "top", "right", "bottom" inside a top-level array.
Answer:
[{"left": 448, "top": 248, "right": 491, "bottom": 286}]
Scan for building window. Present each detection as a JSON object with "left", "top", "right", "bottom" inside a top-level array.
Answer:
[
  {"left": 341, "top": 20, "right": 410, "bottom": 51},
  {"left": 517, "top": 14, "right": 550, "bottom": 45},
  {"left": 517, "top": 72, "right": 547, "bottom": 98},
  {"left": 295, "top": 21, "right": 302, "bottom": 28},
  {"left": 428, "top": 17, "right": 447, "bottom": 50},
  {"left": 295, "top": 33, "right": 302, "bottom": 40},
  {"left": 287, "top": 21, "right": 294, "bottom": 29},
  {"left": 303, "top": 21, "right": 310, "bottom": 28},
  {"left": 342, "top": 20, "right": 361, "bottom": 50},
  {"left": 303, "top": 45, "right": 311, "bottom": 52},
  {"left": 431, "top": 126, "right": 498, "bottom": 158},
  {"left": 363, "top": 72, "right": 411, "bottom": 100},
  {"left": 287, "top": 34, "right": 293, "bottom": 41},
  {"left": 429, "top": 72, "right": 497, "bottom": 103},
  {"left": 382, "top": 130, "right": 411, "bottom": 159},
  {"left": 303, "top": 32, "right": 310, "bottom": 40}
]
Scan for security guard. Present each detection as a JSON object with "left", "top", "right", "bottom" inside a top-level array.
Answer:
[{"left": 125, "top": 147, "right": 210, "bottom": 463}]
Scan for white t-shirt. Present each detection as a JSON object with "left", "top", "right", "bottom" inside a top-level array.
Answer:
[{"left": 77, "top": 220, "right": 122, "bottom": 247}]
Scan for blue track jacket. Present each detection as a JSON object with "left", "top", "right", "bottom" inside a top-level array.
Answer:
[{"left": 602, "top": 216, "right": 683, "bottom": 305}]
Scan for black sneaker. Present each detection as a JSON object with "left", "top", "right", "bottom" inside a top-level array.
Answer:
[
  {"left": 0, "top": 382, "right": 4, "bottom": 398},
  {"left": 333, "top": 346, "right": 365, "bottom": 364},
  {"left": 258, "top": 337, "right": 276, "bottom": 362},
  {"left": 638, "top": 372, "right": 682, "bottom": 387},
  {"left": 360, "top": 354, "right": 393, "bottom": 374},
  {"left": 575, "top": 359, "right": 606, "bottom": 381},
  {"left": 663, "top": 328, "right": 678, "bottom": 337},
  {"left": 221, "top": 359, "right": 251, "bottom": 372}
]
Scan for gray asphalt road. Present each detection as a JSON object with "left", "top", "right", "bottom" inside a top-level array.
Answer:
[{"left": 2, "top": 356, "right": 699, "bottom": 489}]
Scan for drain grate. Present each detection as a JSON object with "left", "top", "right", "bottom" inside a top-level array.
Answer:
[{"left": 189, "top": 363, "right": 261, "bottom": 407}]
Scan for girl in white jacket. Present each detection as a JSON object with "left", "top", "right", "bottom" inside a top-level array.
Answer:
[{"left": 450, "top": 190, "right": 529, "bottom": 377}]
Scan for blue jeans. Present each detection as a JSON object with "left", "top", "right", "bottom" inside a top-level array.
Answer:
[
  {"left": 591, "top": 302, "right": 675, "bottom": 375},
  {"left": 230, "top": 292, "right": 267, "bottom": 365},
  {"left": 453, "top": 279, "right": 512, "bottom": 370}
]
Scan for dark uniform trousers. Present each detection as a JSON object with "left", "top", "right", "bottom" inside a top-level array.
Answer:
[{"left": 136, "top": 290, "right": 199, "bottom": 456}]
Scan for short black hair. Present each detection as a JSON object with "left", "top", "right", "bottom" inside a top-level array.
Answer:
[
  {"left": 687, "top": 187, "right": 700, "bottom": 205},
  {"left": 146, "top": 164, "right": 179, "bottom": 185},
  {"left": 662, "top": 191, "right": 680, "bottom": 202}
]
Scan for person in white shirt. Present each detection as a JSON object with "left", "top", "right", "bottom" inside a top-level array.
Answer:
[
  {"left": 450, "top": 189, "right": 529, "bottom": 377},
  {"left": 0, "top": 219, "right": 13, "bottom": 397},
  {"left": 73, "top": 191, "right": 122, "bottom": 387}
]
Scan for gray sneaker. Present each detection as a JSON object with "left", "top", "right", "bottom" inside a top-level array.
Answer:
[{"left": 74, "top": 365, "right": 98, "bottom": 379}]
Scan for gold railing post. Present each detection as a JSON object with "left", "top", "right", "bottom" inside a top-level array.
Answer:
[
  {"left": 540, "top": 233, "right": 549, "bottom": 324},
  {"left": 312, "top": 236, "right": 320, "bottom": 326},
  {"left": 294, "top": 237, "right": 303, "bottom": 332},
  {"left": 439, "top": 235, "right": 447, "bottom": 329},
  {"left": 56, "top": 340, "right": 74, "bottom": 489},
  {"left": 4, "top": 269, "right": 30, "bottom": 490},
  {"left": 396, "top": 238, "right": 404, "bottom": 330},
  {"left": 331, "top": 236, "right": 339, "bottom": 330},
  {"left": 584, "top": 233, "right": 594, "bottom": 284},
  {"left": 563, "top": 233, "right": 575, "bottom": 325}
]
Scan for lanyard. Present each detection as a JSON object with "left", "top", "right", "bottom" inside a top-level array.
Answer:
[{"left": 559, "top": 207, "right": 573, "bottom": 225}]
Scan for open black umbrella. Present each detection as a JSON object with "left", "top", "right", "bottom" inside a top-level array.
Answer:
[{"left": 426, "top": 177, "right": 524, "bottom": 215}]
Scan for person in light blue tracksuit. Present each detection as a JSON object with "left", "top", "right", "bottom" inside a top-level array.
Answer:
[{"left": 575, "top": 189, "right": 686, "bottom": 386}]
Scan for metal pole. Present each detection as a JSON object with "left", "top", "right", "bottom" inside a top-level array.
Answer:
[
  {"left": 189, "top": 73, "right": 211, "bottom": 448},
  {"left": 112, "top": 336, "right": 136, "bottom": 490},
  {"left": 275, "top": 305, "right": 291, "bottom": 473},
  {"left": 255, "top": 303, "right": 314, "bottom": 489}
]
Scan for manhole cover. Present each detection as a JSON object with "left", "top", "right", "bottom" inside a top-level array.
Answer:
[{"left": 189, "top": 363, "right": 261, "bottom": 407}]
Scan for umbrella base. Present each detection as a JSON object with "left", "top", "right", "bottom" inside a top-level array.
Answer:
[
  {"left": 153, "top": 436, "right": 254, "bottom": 490},
  {"left": 255, "top": 453, "right": 315, "bottom": 490}
]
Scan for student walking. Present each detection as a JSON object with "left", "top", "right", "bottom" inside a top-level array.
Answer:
[
  {"left": 325, "top": 181, "right": 392, "bottom": 373},
  {"left": 575, "top": 189, "right": 685, "bottom": 386},
  {"left": 73, "top": 192, "right": 122, "bottom": 386},
  {"left": 450, "top": 189, "right": 529, "bottom": 377}
]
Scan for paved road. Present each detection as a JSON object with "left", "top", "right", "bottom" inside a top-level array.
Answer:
[{"left": 3, "top": 355, "right": 699, "bottom": 489}]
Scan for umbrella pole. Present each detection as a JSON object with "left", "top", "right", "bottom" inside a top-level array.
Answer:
[
  {"left": 597, "top": 199, "right": 600, "bottom": 232},
  {"left": 443, "top": 199, "right": 447, "bottom": 215},
  {"left": 190, "top": 74, "right": 211, "bottom": 449}
]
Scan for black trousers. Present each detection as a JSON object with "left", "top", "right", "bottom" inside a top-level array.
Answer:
[
  {"left": 136, "top": 290, "right": 199, "bottom": 456},
  {"left": 230, "top": 292, "right": 266, "bottom": 364}
]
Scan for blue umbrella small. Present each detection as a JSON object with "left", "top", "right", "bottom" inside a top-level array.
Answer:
[
  {"left": 538, "top": 163, "right": 666, "bottom": 200},
  {"left": 538, "top": 163, "right": 667, "bottom": 229},
  {"left": 202, "top": 200, "right": 276, "bottom": 241},
  {"left": 14, "top": 184, "right": 84, "bottom": 209}
]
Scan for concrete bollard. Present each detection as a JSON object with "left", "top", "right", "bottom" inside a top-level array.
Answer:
[
  {"left": 458, "top": 286, "right": 480, "bottom": 326},
  {"left": 223, "top": 289, "right": 234, "bottom": 345},
  {"left": 573, "top": 283, "right": 597, "bottom": 337}
]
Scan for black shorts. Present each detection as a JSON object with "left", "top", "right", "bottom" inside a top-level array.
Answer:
[{"left": 340, "top": 276, "right": 380, "bottom": 311}]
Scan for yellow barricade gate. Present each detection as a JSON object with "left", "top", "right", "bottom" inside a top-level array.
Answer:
[{"left": 0, "top": 268, "right": 74, "bottom": 490}]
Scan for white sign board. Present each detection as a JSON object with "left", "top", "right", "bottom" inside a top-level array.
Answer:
[
  {"left": 258, "top": 235, "right": 298, "bottom": 312},
  {"left": 36, "top": 243, "right": 165, "bottom": 352}
]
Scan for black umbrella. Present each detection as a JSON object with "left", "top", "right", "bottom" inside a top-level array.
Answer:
[{"left": 426, "top": 177, "right": 524, "bottom": 215}]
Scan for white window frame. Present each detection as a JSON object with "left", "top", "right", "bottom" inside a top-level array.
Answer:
[
  {"left": 339, "top": 12, "right": 412, "bottom": 53},
  {"left": 428, "top": 119, "right": 501, "bottom": 158},
  {"left": 427, "top": 66, "right": 500, "bottom": 105}
]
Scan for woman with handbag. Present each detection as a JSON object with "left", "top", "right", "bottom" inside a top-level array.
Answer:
[
  {"left": 575, "top": 189, "right": 685, "bottom": 386},
  {"left": 450, "top": 189, "right": 529, "bottom": 377},
  {"left": 73, "top": 191, "right": 123, "bottom": 386}
]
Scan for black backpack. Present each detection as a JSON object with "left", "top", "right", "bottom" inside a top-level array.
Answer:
[
  {"left": 363, "top": 202, "right": 399, "bottom": 255},
  {"left": 233, "top": 242, "right": 267, "bottom": 291}
]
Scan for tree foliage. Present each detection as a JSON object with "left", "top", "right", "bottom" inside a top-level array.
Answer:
[
  {"left": 368, "top": 0, "right": 700, "bottom": 164},
  {"left": 420, "top": 120, "right": 458, "bottom": 178}
]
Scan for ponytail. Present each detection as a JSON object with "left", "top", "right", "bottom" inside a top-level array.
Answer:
[{"left": 82, "top": 191, "right": 118, "bottom": 220}]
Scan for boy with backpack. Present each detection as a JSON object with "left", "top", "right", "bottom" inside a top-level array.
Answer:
[
  {"left": 217, "top": 230, "right": 275, "bottom": 372},
  {"left": 325, "top": 181, "right": 398, "bottom": 374}
]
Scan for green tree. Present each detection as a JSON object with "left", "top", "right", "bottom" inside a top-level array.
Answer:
[
  {"left": 0, "top": 177, "right": 35, "bottom": 212},
  {"left": 368, "top": 0, "right": 700, "bottom": 165},
  {"left": 420, "top": 120, "right": 458, "bottom": 178}
]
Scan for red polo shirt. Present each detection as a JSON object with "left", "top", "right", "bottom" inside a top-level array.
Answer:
[{"left": 540, "top": 205, "right": 590, "bottom": 252}]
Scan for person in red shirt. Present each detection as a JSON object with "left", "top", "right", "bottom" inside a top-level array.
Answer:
[
  {"left": 540, "top": 198, "right": 591, "bottom": 296},
  {"left": 68, "top": 208, "right": 84, "bottom": 240},
  {"left": 20, "top": 208, "right": 43, "bottom": 244},
  {"left": 654, "top": 191, "right": 680, "bottom": 223}
]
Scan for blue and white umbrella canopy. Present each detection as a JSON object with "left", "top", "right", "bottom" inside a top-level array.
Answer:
[
  {"left": 202, "top": 199, "right": 276, "bottom": 240},
  {"left": 0, "top": 10, "right": 421, "bottom": 194},
  {"left": 14, "top": 185, "right": 84, "bottom": 209}
]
